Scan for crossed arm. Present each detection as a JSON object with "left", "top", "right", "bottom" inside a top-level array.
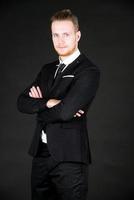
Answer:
[
  {"left": 18, "top": 67, "right": 100, "bottom": 123},
  {"left": 29, "top": 86, "right": 84, "bottom": 117}
]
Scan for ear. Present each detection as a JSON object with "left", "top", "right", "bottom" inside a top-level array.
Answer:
[{"left": 76, "top": 31, "right": 81, "bottom": 42}]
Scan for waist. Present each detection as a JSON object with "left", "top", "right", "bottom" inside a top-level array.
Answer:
[{"left": 36, "top": 140, "right": 50, "bottom": 157}]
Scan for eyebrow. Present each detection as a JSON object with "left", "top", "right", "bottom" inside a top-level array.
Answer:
[{"left": 52, "top": 32, "right": 71, "bottom": 35}]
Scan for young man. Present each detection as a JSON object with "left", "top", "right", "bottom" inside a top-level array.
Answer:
[{"left": 17, "top": 9, "right": 100, "bottom": 200}]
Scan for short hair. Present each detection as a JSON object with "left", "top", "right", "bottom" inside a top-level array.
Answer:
[{"left": 50, "top": 9, "right": 79, "bottom": 31}]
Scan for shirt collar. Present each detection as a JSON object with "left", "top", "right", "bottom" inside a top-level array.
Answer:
[{"left": 59, "top": 49, "right": 80, "bottom": 66}]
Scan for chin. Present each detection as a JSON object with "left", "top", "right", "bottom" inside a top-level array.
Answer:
[
  {"left": 57, "top": 50, "right": 67, "bottom": 55},
  {"left": 56, "top": 50, "right": 74, "bottom": 57}
]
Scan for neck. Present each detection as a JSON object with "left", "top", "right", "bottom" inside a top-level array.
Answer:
[{"left": 59, "top": 48, "right": 80, "bottom": 66}]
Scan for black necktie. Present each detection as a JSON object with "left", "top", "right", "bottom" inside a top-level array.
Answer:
[{"left": 54, "top": 63, "right": 66, "bottom": 82}]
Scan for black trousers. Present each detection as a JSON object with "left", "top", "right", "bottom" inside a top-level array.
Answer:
[{"left": 31, "top": 142, "right": 89, "bottom": 200}]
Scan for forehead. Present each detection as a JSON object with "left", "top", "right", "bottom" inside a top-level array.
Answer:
[{"left": 51, "top": 20, "right": 75, "bottom": 33}]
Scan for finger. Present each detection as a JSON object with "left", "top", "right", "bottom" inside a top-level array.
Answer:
[
  {"left": 78, "top": 110, "right": 84, "bottom": 114},
  {"left": 30, "top": 88, "right": 36, "bottom": 98},
  {"left": 74, "top": 112, "right": 82, "bottom": 117},
  {"left": 31, "top": 86, "right": 39, "bottom": 98},
  {"left": 33, "top": 86, "right": 39, "bottom": 97},
  {"left": 37, "top": 86, "right": 42, "bottom": 98},
  {"left": 29, "top": 92, "right": 33, "bottom": 97},
  {"left": 75, "top": 113, "right": 81, "bottom": 117}
]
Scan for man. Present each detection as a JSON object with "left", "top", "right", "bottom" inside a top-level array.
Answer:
[{"left": 17, "top": 9, "right": 100, "bottom": 200}]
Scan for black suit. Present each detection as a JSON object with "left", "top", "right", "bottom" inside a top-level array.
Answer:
[
  {"left": 17, "top": 53, "right": 100, "bottom": 164},
  {"left": 17, "top": 53, "right": 100, "bottom": 200}
]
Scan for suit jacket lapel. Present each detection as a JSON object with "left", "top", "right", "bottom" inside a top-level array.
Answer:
[{"left": 49, "top": 54, "right": 85, "bottom": 95}]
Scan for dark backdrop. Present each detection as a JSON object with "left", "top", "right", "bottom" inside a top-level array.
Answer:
[{"left": 0, "top": 0, "right": 134, "bottom": 200}]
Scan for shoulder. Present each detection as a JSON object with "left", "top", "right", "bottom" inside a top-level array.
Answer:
[
  {"left": 39, "top": 59, "right": 59, "bottom": 72},
  {"left": 76, "top": 53, "right": 100, "bottom": 75}
]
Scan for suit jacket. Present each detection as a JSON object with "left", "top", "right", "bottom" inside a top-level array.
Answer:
[{"left": 17, "top": 53, "right": 100, "bottom": 164}]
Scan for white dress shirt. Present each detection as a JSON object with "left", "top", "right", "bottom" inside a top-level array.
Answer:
[{"left": 41, "top": 49, "right": 80, "bottom": 143}]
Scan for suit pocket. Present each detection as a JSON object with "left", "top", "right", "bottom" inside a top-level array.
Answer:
[
  {"left": 59, "top": 76, "right": 74, "bottom": 85},
  {"left": 62, "top": 75, "right": 74, "bottom": 78}
]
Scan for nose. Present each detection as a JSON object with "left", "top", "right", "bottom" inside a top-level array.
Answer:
[{"left": 58, "top": 35, "right": 65, "bottom": 45}]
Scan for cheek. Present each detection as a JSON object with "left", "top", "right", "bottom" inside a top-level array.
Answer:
[
  {"left": 52, "top": 38, "right": 58, "bottom": 47},
  {"left": 67, "top": 36, "right": 75, "bottom": 44},
  {"left": 69, "top": 38, "right": 77, "bottom": 47}
]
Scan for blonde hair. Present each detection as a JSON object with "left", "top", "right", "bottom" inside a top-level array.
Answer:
[{"left": 50, "top": 9, "right": 79, "bottom": 31}]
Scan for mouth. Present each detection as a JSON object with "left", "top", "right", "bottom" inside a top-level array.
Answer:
[
  {"left": 58, "top": 47, "right": 66, "bottom": 49},
  {"left": 57, "top": 46, "right": 66, "bottom": 49}
]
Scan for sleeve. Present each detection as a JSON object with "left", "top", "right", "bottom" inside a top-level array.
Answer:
[
  {"left": 17, "top": 66, "right": 48, "bottom": 114},
  {"left": 37, "top": 67, "right": 100, "bottom": 123}
]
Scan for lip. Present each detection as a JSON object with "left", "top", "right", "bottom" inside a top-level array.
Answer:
[{"left": 58, "top": 47, "right": 66, "bottom": 48}]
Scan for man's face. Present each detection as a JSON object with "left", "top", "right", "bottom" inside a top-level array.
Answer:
[{"left": 51, "top": 20, "right": 81, "bottom": 60}]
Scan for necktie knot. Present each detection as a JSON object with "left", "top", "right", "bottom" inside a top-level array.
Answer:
[
  {"left": 57, "top": 63, "right": 66, "bottom": 75},
  {"left": 53, "top": 63, "right": 66, "bottom": 85}
]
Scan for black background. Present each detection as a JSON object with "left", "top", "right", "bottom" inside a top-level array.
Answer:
[{"left": 0, "top": 0, "right": 134, "bottom": 199}]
